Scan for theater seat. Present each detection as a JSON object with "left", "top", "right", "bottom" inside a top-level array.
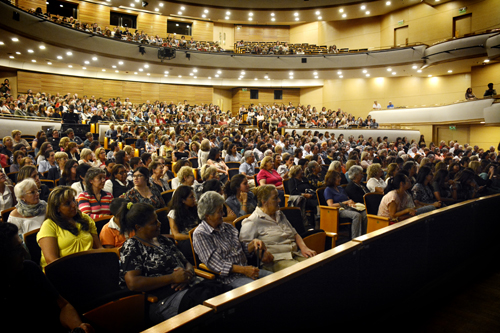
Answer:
[{"left": 363, "top": 193, "right": 390, "bottom": 233}]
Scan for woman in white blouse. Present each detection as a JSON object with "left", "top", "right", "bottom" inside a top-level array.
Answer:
[
  {"left": 8, "top": 178, "right": 46, "bottom": 237},
  {"left": 366, "top": 163, "right": 387, "bottom": 194}
]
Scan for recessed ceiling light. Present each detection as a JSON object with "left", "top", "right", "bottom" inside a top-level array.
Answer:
[
  {"left": 417, "top": 69, "right": 422, "bottom": 73},
  {"left": 363, "top": 69, "right": 367, "bottom": 73},
  {"left": 178, "top": 11, "right": 182, "bottom": 15},
  {"left": 155, "top": 8, "right": 158, "bottom": 12},
  {"left": 164, "top": 71, "right": 169, "bottom": 74},
  {"left": 130, "top": 3, "right": 135, "bottom": 7},
  {"left": 92, "top": 57, "right": 98, "bottom": 61},
  {"left": 159, "top": 3, "right": 163, "bottom": 6},
  {"left": 102, "top": 69, "right": 106, "bottom": 71},
  {"left": 217, "top": 70, "right": 222, "bottom": 74},
  {"left": 180, "top": 6, "right": 185, "bottom": 10},
  {"left": 428, "top": 74, "right": 432, "bottom": 77},
  {"left": 0, "top": 41, "right": 4, "bottom": 45},
  {"left": 225, "top": 16, "right": 229, "bottom": 20},
  {"left": 318, "top": 16, "right": 322, "bottom": 20},
  {"left": 264, "top": 75, "right": 269, "bottom": 79},
  {"left": 271, "top": 13, "right": 275, "bottom": 16},
  {"left": 271, "top": 17, "right": 276, "bottom": 21},
  {"left": 204, "top": 9, "right": 208, "bottom": 13},
  {"left": 254, "top": 78, "right": 258, "bottom": 80},
  {"left": 366, "top": 11, "right": 370, "bottom": 15},
  {"left": 68, "top": 65, "right": 72, "bottom": 68},
  {"left": 139, "top": 68, "right": 143, "bottom": 71},
  {"left": 47, "top": 62, "right": 52, "bottom": 65},
  {"left": 294, "top": 12, "right": 299, "bottom": 16},
  {"left": 39, "top": 45, "right": 45, "bottom": 49},
  {"left": 144, "top": 64, "right": 149, "bottom": 68},
  {"left": 337, "top": 71, "right": 342, "bottom": 75},
  {"left": 249, "top": 18, "right": 253, "bottom": 21},
  {"left": 315, "top": 11, "right": 320, "bottom": 15},
  {"left": 9, "top": 56, "right": 14, "bottom": 59},
  {"left": 208, "top": 77, "right": 212, "bottom": 79},
  {"left": 448, "top": 70, "right": 453, "bottom": 73},
  {"left": 202, "top": 15, "right": 206, "bottom": 18},
  {"left": 386, "top": 1, "right": 391, "bottom": 5},
  {"left": 147, "top": 73, "right": 150, "bottom": 75},
  {"left": 289, "top": 71, "right": 293, "bottom": 75},
  {"left": 339, "top": 9, "right": 344, "bottom": 13},
  {"left": 342, "top": 14, "right": 347, "bottom": 18},
  {"left": 16, "top": 52, "right": 21, "bottom": 55},
  {"left": 392, "top": 72, "right": 396, "bottom": 75},
  {"left": 314, "top": 76, "right": 319, "bottom": 79},
  {"left": 361, "top": 5, "right": 366, "bottom": 10},
  {"left": 118, "top": 61, "right": 123, "bottom": 65},
  {"left": 387, "top": 68, "right": 392, "bottom": 71},
  {"left": 193, "top": 69, "right": 198, "bottom": 72},
  {"left": 11, "top": 38, "right": 19, "bottom": 42},
  {"left": 27, "top": 49, "right": 34, "bottom": 53},
  {"left": 57, "top": 56, "right": 63, "bottom": 59},
  {"left": 215, "top": 74, "right": 219, "bottom": 77},
  {"left": 194, "top": 76, "right": 197, "bottom": 79},
  {"left": 339, "top": 75, "right": 343, "bottom": 78},
  {"left": 84, "top": 61, "right": 90, "bottom": 64},
  {"left": 313, "top": 72, "right": 318, "bottom": 75},
  {"left": 112, "top": 65, "right": 117, "bottom": 68},
  {"left": 134, "top": 72, "right": 138, "bottom": 74},
  {"left": 82, "top": 67, "right": 85, "bottom": 69},
  {"left": 190, "top": 73, "right": 194, "bottom": 76},
  {"left": 365, "top": 74, "right": 370, "bottom": 77},
  {"left": 31, "top": 59, "right": 36, "bottom": 62},
  {"left": 226, "top": 11, "right": 231, "bottom": 15},
  {"left": 249, "top": 12, "right": 253, "bottom": 16},
  {"left": 412, "top": 65, "right": 418, "bottom": 69},
  {"left": 295, "top": 17, "right": 299, "bottom": 21},
  {"left": 164, "top": 74, "right": 168, "bottom": 77},
  {"left": 484, "top": 59, "right": 490, "bottom": 63},
  {"left": 178, "top": 75, "right": 182, "bottom": 78}
]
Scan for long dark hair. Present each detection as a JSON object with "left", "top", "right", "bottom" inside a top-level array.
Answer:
[
  {"left": 415, "top": 166, "right": 432, "bottom": 185},
  {"left": 168, "top": 185, "right": 198, "bottom": 232},
  {"left": 62, "top": 159, "right": 78, "bottom": 184},
  {"left": 224, "top": 174, "right": 245, "bottom": 197},
  {"left": 46, "top": 186, "right": 89, "bottom": 236},
  {"left": 207, "top": 147, "right": 220, "bottom": 161},
  {"left": 118, "top": 202, "right": 156, "bottom": 235}
]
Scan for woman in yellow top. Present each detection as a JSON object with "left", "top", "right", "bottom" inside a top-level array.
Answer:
[{"left": 37, "top": 186, "right": 102, "bottom": 270}]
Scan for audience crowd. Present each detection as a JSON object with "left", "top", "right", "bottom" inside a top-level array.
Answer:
[{"left": 1, "top": 87, "right": 499, "bottom": 330}]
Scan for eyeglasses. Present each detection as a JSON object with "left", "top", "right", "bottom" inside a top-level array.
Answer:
[
  {"left": 25, "top": 189, "right": 41, "bottom": 196},
  {"left": 133, "top": 174, "right": 144, "bottom": 179}
]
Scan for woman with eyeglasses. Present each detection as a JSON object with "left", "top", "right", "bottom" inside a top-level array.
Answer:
[
  {"left": 104, "top": 164, "right": 129, "bottom": 198},
  {"left": 123, "top": 167, "right": 165, "bottom": 209},
  {"left": 8, "top": 178, "right": 46, "bottom": 237},
  {"left": 17, "top": 165, "right": 50, "bottom": 202}
]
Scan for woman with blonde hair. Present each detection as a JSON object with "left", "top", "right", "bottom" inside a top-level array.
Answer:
[
  {"left": 78, "top": 148, "right": 93, "bottom": 166},
  {"left": 199, "top": 139, "right": 211, "bottom": 167},
  {"left": 58, "top": 137, "right": 71, "bottom": 152},
  {"left": 93, "top": 147, "right": 107, "bottom": 169},
  {"left": 366, "top": 163, "right": 386, "bottom": 194}
]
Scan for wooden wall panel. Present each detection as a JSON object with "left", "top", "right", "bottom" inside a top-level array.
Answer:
[
  {"left": 137, "top": 13, "right": 167, "bottom": 37},
  {"left": 78, "top": 2, "right": 110, "bottom": 29},
  {"left": 192, "top": 20, "right": 214, "bottom": 41},
  {"left": 235, "top": 25, "right": 290, "bottom": 42},
  {"left": 16, "top": 0, "right": 46, "bottom": 12},
  {"left": 17, "top": 71, "right": 214, "bottom": 105}
]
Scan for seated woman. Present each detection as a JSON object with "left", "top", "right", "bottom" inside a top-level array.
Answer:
[
  {"left": 93, "top": 148, "right": 107, "bottom": 169},
  {"left": 378, "top": 172, "right": 418, "bottom": 222},
  {"left": 172, "top": 141, "right": 190, "bottom": 162},
  {"left": 366, "top": 163, "right": 386, "bottom": 194},
  {"left": 172, "top": 166, "right": 196, "bottom": 191},
  {"left": 99, "top": 198, "right": 135, "bottom": 248},
  {"left": 77, "top": 167, "right": 113, "bottom": 220},
  {"left": 257, "top": 156, "right": 285, "bottom": 206},
  {"left": 277, "top": 153, "right": 294, "bottom": 180},
  {"left": 104, "top": 164, "right": 128, "bottom": 198},
  {"left": 224, "top": 143, "right": 242, "bottom": 163},
  {"left": 171, "top": 159, "right": 192, "bottom": 190},
  {"left": 328, "top": 160, "right": 348, "bottom": 185},
  {"left": 452, "top": 169, "right": 479, "bottom": 202},
  {"left": 288, "top": 165, "right": 319, "bottom": 213},
  {"left": 193, "top": 191, "right": 274, "bottom": 288},
  {"left": 345, "top": 165, "right": 370, "bottom": 204},
  {"left": 37, "top": 186, "right": 103, "bottom": 271},
  {"left": 224, "top": 174, "right": 257, "bottom": 218},
  {"left": 305, "top": 161, "right": 325, "bottom": 191},
  {"left": 46, "top": 152, "right": 69, "bottom": 183},
  {"left": 148, "top": 161, "right": 171, "bottom": 193},
  {"left": 8, "top": 178, "right": 46, "bottom": 238},
  {"left": 206, "top": 147, "right": 229, "bottom": 184},
  {"left": 431, "top": 168, "right": 457, "bottom": 205},
  {"left": 118, "top": 202, "right": 199, "bottom": 324},
  {"left": 240, "top": 185, "right": 316, "bottom": 272},
  {"left": 411, "top": 166, "right": 442, "bottom": 209},
  {"left": 71, "top": 163, "right": 91, "bottom": 197},
  {"left": 123, "top": 166, "right": 165, "bottom": 209},
  {"left": 9, "top": 150, "right": 26, "bottom": 173},
  {"left": 17, "top": 165, "right": 50, "bottom": 202},
  {"left": 167, "top": 185, "right": 200, "bottom": 264},
  {"left": 324, "top": 170, "right": 367, "bottom": 239}
]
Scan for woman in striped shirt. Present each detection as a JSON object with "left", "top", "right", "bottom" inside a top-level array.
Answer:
[{"left": 77, "top": 167, "right": 113, "bottom": 219}]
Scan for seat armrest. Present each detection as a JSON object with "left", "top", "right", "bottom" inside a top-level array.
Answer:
[{"left": 195, "top": 268, "right": 215, "bottom": 280}]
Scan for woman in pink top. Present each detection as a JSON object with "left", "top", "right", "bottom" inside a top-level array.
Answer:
[
  {"left": 378, "top": 172, "right": 416, "bottom": 222},
  {"left": 257, "top": 156, "right": 285, "bottom": 207}
]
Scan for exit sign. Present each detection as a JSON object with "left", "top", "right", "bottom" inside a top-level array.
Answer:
[
  {"left": 459, "top": 7, "right": 467, "bottom": 14},
  {"left": 242, "top": 88, "right": 247, "bottom": 92},
  {"left": 449, "top": 126, "right": 456, "bottom": 130},
  {"left": 398, "top": 20, "right": 404, "bottom": 26}
]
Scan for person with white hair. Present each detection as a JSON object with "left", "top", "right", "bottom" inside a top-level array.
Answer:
[
  {"left": 8, "top": 178, "right": 46, "bottom": 237},
  {"left": 193, "top": 191, "right": 273, "bottom": 288}
]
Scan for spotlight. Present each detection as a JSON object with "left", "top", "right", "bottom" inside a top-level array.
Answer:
[
  {"left": 186, "top": 52, "right": 191, "bottom": 60},
  {"left": 139, "top": 46, "right": 146, "bottom": 55},
  {"left": 141, "top": 1, "right": 148, "bottom": 7}
]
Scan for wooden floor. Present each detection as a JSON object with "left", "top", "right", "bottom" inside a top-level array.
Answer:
[{"left": 380, "top": 248, "right": 500, "bottom": 333}]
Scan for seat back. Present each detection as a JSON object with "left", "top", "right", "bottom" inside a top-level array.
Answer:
[
  {"left": 94, "top": 215, "right": 112, "bottom": 237},
  {"left": 188, "top": 157, "right": 199, "bottom": 169},
  {"left": 40, "top": 179, "right": 55, "bottom": 189},
  {"left": 155, "top": 207, "right": 171, "bottom": 235},
  {"left": 232, "top": 214, "right": 251, "bottom": 233},
  {"left": 283, "top": 179, "right": 290, "bottom": 195},
  {"left": 1, "top": 206, "right": 16, "bottom": 222},
  {"left": 226, "top": 162, "right": 241, "bottom": 169},
  {"left": 280, "top": 207, "right": 306, "bottom": 234},
  {"left": 45, "top": 249, "right": 123, "bottom": 311},
  {"left": 228, "top": 168, "right": 240, "bottom": 180},
  {"left": 364, "top": 193, "right": 383, "bottom": 215},
  {"left": 23, "top": 227, "right": 41, "bottom": 266},
  {"left": 161, "top": 189, "right": 175, "bottom": 206},
  {"left": 7, "top": 171, "right": 18, "bottom": 184},
  {"left": 316, "top": 187, "right": 327, "bottom": 206}
]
